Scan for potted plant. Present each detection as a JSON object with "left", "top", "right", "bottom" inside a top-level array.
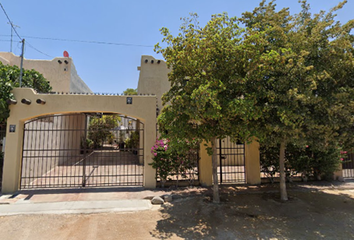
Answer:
[{"left": 80, "top": 136, "right": 93, "bottom": 154}]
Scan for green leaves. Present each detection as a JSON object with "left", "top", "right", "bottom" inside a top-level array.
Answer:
[
  {"left": 155, "top": 1, "right": 354, "bottom": 195},
  {"left": 155, "top": 12, "right": 254, "bottom": 144},
  {"left": 0, "top": 62, "right": 52, "bottom": 124},
  {"left": 123, "top": 88, "right": 137, "bottom": 95},
  {"left": 88, "top": 115, "right": 121, "bottom": 148}
]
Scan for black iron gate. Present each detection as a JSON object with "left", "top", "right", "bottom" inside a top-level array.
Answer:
[
  {"left": 343, "top": 153, "right": 354, "bottom": 179},
  {"left": 20, "top": 113, "right": 144, "bottom": 189},
  {"left": 217, "top": 137, "right": 246, "bottom": 184}
]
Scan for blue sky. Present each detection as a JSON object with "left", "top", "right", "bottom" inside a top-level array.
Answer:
[{"left": 0, "top": 0, "right": 353, "bottom": 94}]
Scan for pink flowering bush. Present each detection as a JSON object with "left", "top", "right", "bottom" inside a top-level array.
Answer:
[
  {"left": 149, "top": 139, "right": 173, "bottom": 186},
  {"left": 150, "top": 138, "right": 199, "bottom": 187}
]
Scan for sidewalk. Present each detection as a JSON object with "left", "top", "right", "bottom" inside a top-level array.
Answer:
[
  {"left": 0, "top": 187, "right": 168, "bottom": 216},
  {"left": 0, "top": 180, "right": 353, "bottom": 216}
]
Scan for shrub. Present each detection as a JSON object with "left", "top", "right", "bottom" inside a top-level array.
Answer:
[
  {"left": 150, "top": 138, "right": 199, "bottom": 187},
  {"left": 88, "top": 115, "right": 120, "bottom": 148},
  {"left": 260, "top": 141, "right": 343, "bottom": 182}
]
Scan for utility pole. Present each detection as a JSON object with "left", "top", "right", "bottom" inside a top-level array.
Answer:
[
  {"left": 19, "top": 39, "right": 25, "bottom": 87},
  {"left": 7, "top": 22, "right": 20, "bottom": 52}
]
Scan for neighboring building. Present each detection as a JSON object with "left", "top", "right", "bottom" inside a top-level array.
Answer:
[{"left": 0, "top": 52, "right": 92, "bottom": 93}]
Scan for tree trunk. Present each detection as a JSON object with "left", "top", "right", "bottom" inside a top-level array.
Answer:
[
  {"left": 279, "top": 141, "right": 288, "bottom": 201},
  {"left": 212, "top": 137, "right": 220, "bottom": 203}
]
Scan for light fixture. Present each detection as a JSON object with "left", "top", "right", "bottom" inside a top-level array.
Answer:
[
  {"left": 36, "top": 99, "right": 46, "bottom": 105},
  {"left": 21, "top": 99, "right": 31, "bottom": 105},
  {"left": 126, "top": 97, "right": 133, "bottom": 104},
  {"left": 151, "top": 60, "right": 154, "bottom": 64},
  {"left": 145, "top": 59, "right": 148, "bottom": 63},
  {"left": 6, "top": 99, "right": 17, "bottom": 105},
  {"left": 64, "top": 60, "right": 69, "bottom": 64},
  {"left": 157, "top": 60, "right": 161, "bottom": 64},
  {"left": 58, "top": 60, "right": 62, "bottom": 64}
]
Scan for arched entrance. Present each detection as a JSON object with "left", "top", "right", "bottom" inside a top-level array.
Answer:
[
  {"left": 20, "top": 113, "right": 144, "bottom": 189},
  {"left": 2, "top": 88, "right": 157, "bottom": 193}
]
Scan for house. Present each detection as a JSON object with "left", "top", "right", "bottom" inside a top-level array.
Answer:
[
  {"left": 0, "top": 53, "right": 92, "bottom": 167},
  {"left": 0, "top": 52, "right": 92, "bottom": 93},
  {"left": 1, "top": 54, "right": 260, "bottom": 194}
]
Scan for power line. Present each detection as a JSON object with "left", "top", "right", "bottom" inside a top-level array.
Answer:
[
  {"left": 0, "top": 34, "right": 153, "bottom": 47},
  {"left": 0, "top": 5, "right": 52, "bottom": 58},
  {"left": 0, "top": 3, "right": 22, "bottom": 40},
  {"left": 23, "top": 35, "right": 154, "bottom": 47},
  {"left": 26, "top": 41, "right": 53, "bottom": 58}
]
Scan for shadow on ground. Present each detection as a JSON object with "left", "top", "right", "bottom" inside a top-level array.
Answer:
[{"left": 150, "top": 183, "right": 354, "bottom": 239}]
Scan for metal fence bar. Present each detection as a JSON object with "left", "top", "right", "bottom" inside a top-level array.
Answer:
[
  {"left": 217, "top": 137, "right": 246, "bottom": 184},
  {"left": 343, "top": 153, "right": 354, "bottom": 179},
  {"left": 20, "top": 114, "right": 144, "bottom": 189}
]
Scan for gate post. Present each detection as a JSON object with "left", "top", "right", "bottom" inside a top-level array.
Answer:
[
  {"left": 198, "top": 141, "right": 213, "bottom": 187},
  {"left": 2, "top": 120, "right": 24, "bottom": 193},
  {"left": 143, "top": 119, "right": 156, "bottom": 188},
  {"left": 245, "top": 140, "right": 261, "bottom": 185}
]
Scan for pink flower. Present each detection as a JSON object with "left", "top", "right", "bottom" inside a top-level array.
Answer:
[
  {"left": 306, "top": 145, "right": 309, "bottom": 148},
  {"left": 340, "top": 158, "right": 344, "bottom": 161},
  {"left": 153, "top": 152, "right": 157, "bottom": 157}
]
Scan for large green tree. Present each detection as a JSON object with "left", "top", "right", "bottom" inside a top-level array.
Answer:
[
  {"left": 156, "top": 0, "right": 354, "bottom": 202},
  {"left": 155, "top": 13, "right": 260, "bottom": 203},
  {"left": 0, "top": 62, "right": 52, "bottom": 124},
  {"left": 240, "top": 0, "right": 354, "bottom": 200}
]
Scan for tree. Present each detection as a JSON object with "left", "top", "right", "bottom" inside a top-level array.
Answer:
[
  {"left": 88, "top": 115, "right": 121, "bottom": 148},
  {"left": 155, "top": 13, "right": 260, "bottom": 203},
  {"left": 0, "top": 62, "right": 52, "bottom": 124},
  {"left": 156, "top": 0, "right": 354, "bottom": 202},
  {"left": 123, "top": 88, "right": 137, "bottom": 95},
  {"left": 240, "top": 0, "right": 354, "bottom": 200}
]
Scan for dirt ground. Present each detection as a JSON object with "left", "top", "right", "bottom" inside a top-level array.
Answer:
[{"left": 0, "top": 181, "right": 354, "bottom": 240}]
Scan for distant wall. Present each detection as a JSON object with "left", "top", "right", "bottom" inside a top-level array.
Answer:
[
  {"left": 70, "top": 63, "right": 92, "bottom": 93},
  {"left": 0, "top": 52, "right": 91, "bottom": 93},
  {"left": 137, "top": 55, "right": 171, "bottom": 111}
]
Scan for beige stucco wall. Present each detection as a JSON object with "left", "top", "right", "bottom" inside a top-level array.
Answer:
[
  {"left": 0, "top": 52, "right": 91, "bottom": 93},
  {"left": 198, "top": 141, "right": 213, "bottom": 186},
  {"left": 137, "top": 55, "right": 171, "bottom": 111},
  {"left": 245, "top": 141, "right": 261, "bottom": 185},
  {"left": 2, "top": 88, "right": 157, "bottom": 193}
]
